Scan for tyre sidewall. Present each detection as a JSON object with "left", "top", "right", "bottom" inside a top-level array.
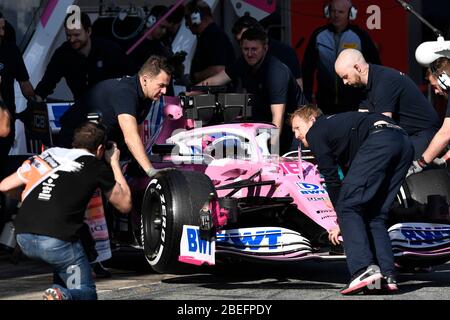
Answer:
[{"left": 142, "top": 171, "right": 192, "bottom": 272}]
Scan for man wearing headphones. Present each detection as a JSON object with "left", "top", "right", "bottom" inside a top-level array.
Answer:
[
  {"left": 185, "top": 0, "right": 235, "bottom": 84},
  {"left": 128, "top": 5, "right": 179, "bottom": 95},
  {"left": 303, "top": 0, "right": 380, "bottom": 115},
  {"left": 35, "top": 12, "right": 136, "bottom": 102},
  {"left": 426, "top": 67, "right": 448, "bottom": 99},
  {"left": 128, "top": 5, "right": 173, "bottom": 68},
  {"left": 409, "top": 57, "right": 450, "bottom": 174},
  {"left": 164, "top": 4, "right": 186, "bottom": 46}
]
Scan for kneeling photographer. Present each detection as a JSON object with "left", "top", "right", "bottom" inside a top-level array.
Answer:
[{"left": 0, "top": 121, "right": 131, "bottom": 300}]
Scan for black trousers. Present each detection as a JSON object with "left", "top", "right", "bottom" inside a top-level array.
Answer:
[{"left": 336, "top": 128, "right": 414, "bottom": 277}]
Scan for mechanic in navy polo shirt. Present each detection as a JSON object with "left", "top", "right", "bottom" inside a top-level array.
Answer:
[
  {"left": 0, "top": 12, "right": 36, "bottom": 172},
  {"left": 0, "top": 12, "right": 35, "bottom": 113},
  {"left": 290, "top": 105, "right": 413, "bottom": 295},
  {"left": 0, "top": 97, "right": 11, "bottom": 173},
  {"left": 0, "top": 99, "right": 9, "bottom": 138},
  {"left": 199, "top": 27, "right": 308, "bottom": 155},
  {"left": 185, "top": 0, "right": 235, "bottom": 84},
  {"left": 58, "top": 55, "right": 172, "bottom": 178},
  {"left": 128, "top": 5, "right": 186, "bottom": 97},
  {"left": 335, "top": 49, "right": 440, "bottom": 158},
  {"left": 409, "top": 57, "right": 450, "bottom": 175},
  {"left": 35, "top": 12, "right": 136, "bottom": 102},
  {"left": 231, "top": 15, "right": 304, "bottom": 90},
  {"left": 128, "top": 5, "right": 173, "bottom": 69}
]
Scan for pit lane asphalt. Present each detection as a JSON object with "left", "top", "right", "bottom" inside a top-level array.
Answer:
[{"left": 2, "top": 247, "right": 450, "bottom": 300}]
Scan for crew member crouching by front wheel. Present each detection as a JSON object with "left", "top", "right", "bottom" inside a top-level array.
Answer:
[{"left": 290, "top": 104, "right": 414, "bottom": 295}]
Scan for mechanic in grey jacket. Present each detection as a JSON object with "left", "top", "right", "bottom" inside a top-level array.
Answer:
[{"left": 302, "top": 0, "right": 380, "bottom": 115}]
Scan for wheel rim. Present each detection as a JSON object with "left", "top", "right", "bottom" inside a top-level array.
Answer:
[{"left": 145, "top": 192, "right": 163, "bottom": 259}]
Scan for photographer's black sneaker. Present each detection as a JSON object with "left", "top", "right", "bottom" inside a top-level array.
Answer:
[
  {"left": 340, "top": 265, "right": 383, "bottom": 295},
  {"left": 382, "top": 274, "right": 398, "bottom": 292}
]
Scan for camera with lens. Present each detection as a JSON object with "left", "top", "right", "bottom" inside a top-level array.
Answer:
[{"left": 105, "top": 141, "right": 114, "bottom": 150}]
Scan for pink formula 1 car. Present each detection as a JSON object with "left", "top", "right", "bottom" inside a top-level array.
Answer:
[{"left": 114, "top": 89, "right": 450, "bottom": 274}]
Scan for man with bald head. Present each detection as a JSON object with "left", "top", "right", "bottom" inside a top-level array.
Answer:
[
  {"left": 335, "top": 49, "right": 440, "bottom": 158},
  {"left": 302, "top": 0, "right": 380, "bottom": 115}
]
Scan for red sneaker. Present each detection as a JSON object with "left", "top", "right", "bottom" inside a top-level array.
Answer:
[{"left": 43, "top": 288, "right": 66, "bottom": 300}]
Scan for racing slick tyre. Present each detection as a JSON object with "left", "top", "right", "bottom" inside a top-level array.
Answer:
[
  {"left": 390, "top": 168, "right": 450, "bottom": 270},
  {"left": 392, "top": 168, "right": 450, "bottom": 223},
  {"left": 141, "top": 169, "right": 216, "bottom": 273}
]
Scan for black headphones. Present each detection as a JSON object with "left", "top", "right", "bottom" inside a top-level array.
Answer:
[
  {"left": 324, "top": 0, "right": 358, "bottom": 21},
  {"left": 146, "top": 5, "right": 169, "bottom": 29},
  {"left": 431, "top": 64, "right": 450, "bottom": 91},
  {"left": 146, "top": 14, "right": 157, "bottom": 28},
  {"left": 437, "top": 72, "right": 450, "bottom": 91},
  {"left": 187, "top": 0, "right": 202, "bottom": 26}
]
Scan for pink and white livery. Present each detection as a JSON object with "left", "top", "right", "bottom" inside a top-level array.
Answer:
[{"left": 118, "top": 88, "right": 450, "bottom": 274}]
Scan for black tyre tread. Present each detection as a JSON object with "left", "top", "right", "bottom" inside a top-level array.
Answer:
[
  {"left": 405, "top": 168, "right": 450, "bottom": 205},
  {"left": 182, "top": 171, "right": 216, "bottom": 226},
  {"left": 142, "top": 170, "right": 215, "bottom": 274},
  {"left": 142, "top": 170, "right": 188, "bottom": 273}
]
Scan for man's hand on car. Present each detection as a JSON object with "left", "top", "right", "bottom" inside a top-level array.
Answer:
[
  {"left": 146, "top": 167, "right": 159, "bottom": 178},
  {"left": 431, "top": 157, "right": 447, "bottom": 168},
  {"left": 328, "top": 226, "right": 341, "bottom": 246},
  {"left": 407, "top": 156, "right": 428, "bottom": 177},
  {"left": 407, "top": 160, "right": 424, "bottom": 177},
  {"left": 407, "top": 156, "right": 448, "bottom": 177}
]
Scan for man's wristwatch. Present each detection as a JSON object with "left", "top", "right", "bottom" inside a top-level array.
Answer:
[
  {"left": 146, "top": 168, "right": 157, "bottom": 177},
  {"left": 417, "top": 156, "right": 429, "bottom": 168}
]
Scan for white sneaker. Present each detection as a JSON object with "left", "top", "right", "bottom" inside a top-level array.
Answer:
[{"left": 340, "top": 265, "right": 383, "bottom": 295}]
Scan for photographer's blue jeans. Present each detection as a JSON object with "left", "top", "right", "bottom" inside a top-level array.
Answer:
[{"left": 16, "top": 233, "right": 97, "bottom": 300}]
